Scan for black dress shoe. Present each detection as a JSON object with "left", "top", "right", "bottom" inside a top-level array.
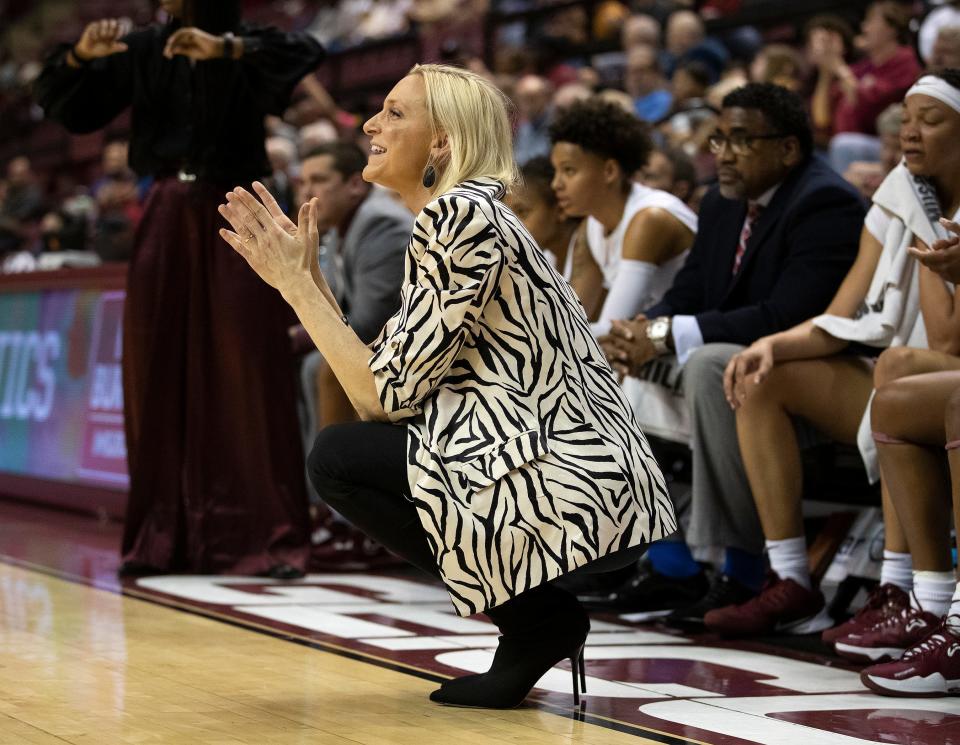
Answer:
[
  {"left": 577, "top": 564, "right": 709, "bottom": 616},
  {"left": 663, "top": 574, "right": 757, "bottom": 630}
]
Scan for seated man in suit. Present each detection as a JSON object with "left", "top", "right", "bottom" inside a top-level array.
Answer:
[
  {"left": 295, "top": 142, "right": 412, "bottom": 568},
  {"left": 589, "top": 83, "right": 866, "bottom": 625}
]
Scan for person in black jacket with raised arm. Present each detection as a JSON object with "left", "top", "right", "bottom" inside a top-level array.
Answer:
[{"left": 34, "top": 0, "right": 325, "bottom": 578}]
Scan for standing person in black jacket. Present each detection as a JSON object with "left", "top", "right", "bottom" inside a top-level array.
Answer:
[
  {"left": 589, "top": 83, "right": 866, "bottom": 625},
  {"left": 34, "top": 1, "right": 325, "bottom": 578}
]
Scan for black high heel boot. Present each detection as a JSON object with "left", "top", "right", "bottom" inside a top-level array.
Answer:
[{"left": 429, "top": 583, "right": 590, "bottom": 708}]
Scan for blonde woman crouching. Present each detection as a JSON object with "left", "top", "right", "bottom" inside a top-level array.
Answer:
[{"left": 218, "top": 64, "right": 676, "bottom": 708}]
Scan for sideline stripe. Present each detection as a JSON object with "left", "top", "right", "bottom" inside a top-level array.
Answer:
[{"left": 0, "top": 552, "right": 706, "bottom": 745}]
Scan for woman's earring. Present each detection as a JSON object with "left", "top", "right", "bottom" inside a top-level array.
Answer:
[{"left": 422, "top": 164, "right": 436, "bottom": 189}]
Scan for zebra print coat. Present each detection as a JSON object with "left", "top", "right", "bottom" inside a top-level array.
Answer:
[{"left": 369, "top": 178, "right": 676, "bottom": 616}]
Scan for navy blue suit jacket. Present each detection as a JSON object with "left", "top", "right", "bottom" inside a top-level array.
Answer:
[{"left": 646, "top": 155, "right": 866, "bottom": 345}]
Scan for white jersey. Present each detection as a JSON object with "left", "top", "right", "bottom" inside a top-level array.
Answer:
[{"left": 585, "top": 182, "right": 698, "bottom": 307}]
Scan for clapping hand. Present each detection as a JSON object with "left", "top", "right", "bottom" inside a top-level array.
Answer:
[
  {"left": 218, "top": 182, "right": 321, "bottom": 296},
  {"left": 909, "top": 218, "right": 960, "bottom": 284},
  {"left": 72, "top": 18, "right": 132, "bottom": 62}
]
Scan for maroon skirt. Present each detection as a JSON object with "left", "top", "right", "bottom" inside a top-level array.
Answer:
[{"left": 120, "top": 177, "right": 309, "bottom": 574}]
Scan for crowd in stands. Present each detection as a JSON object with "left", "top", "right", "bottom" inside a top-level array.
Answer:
[
  {"left": 5, "top": 0, "right": 960, "bottom": 697},
  {"left": 10, "top": 0, "right": 958, "bottom": 273}
]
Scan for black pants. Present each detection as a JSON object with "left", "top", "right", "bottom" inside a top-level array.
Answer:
[
  {"left": 307, "top": 422, "right": 646, "bottom": 608},
  {"left": 308, "top": 421, "right": 440, "bottom": 579}
]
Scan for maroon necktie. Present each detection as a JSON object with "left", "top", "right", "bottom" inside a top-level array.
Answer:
[{"left": 732, "top": 202, "right": 761, "bottom": 276}]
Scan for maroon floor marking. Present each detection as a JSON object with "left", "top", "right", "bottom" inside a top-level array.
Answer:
[{"left": 2, "top": 497, "right": 959, "bottom": 745}]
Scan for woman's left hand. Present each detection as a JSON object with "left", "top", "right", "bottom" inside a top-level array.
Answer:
[
  {"left": 909, "top": 218, "right": 960, "bottom": 284},
  {"left": 219, "top": 183, "right": 319, "bottom": 296},
  {"left": 164, "top": 27, "right": 228, "bottom": 60}
]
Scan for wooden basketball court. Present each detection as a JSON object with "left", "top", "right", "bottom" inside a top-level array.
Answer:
[
  {"left": 2, "top": 499, "right": 960, "bottom": 745},
  {"left": 0, "top": 561, "right": 665, "bottom": 745}
]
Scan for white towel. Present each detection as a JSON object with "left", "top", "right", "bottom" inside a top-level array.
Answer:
[{"left": 812, "top": 164, "right": 947, "bottom": 482}]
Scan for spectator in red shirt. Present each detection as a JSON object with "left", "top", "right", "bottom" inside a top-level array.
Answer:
[{"left": 812, "top": 1, "right": 921, "bottom": 173}]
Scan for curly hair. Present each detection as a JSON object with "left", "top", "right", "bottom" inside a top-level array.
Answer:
[
  {"left": 549, "top": 98, "right": 653, "bottom": 178},
  {"left": 722, "top": 82, "right": 814, "bottom": 159}
]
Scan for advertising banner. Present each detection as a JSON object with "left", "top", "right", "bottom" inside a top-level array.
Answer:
[{"left": 0, "top": 286, "right": 128, "bottom": 490}]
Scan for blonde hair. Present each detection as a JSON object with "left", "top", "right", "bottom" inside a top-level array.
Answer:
[{"left": 408, "top": 63, "right": 520, "bottom": 197}]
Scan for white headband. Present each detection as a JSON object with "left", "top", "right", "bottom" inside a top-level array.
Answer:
[{"left": 906, "top": 75, "right": 960, "bottom": 114}]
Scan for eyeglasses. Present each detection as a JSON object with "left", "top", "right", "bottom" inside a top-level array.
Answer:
[{"left": 707, "top": 132, "right": 788, "bottom": 156}]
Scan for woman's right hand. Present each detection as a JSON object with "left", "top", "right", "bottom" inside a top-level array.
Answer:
[
  {"left": 73, "top": 18, "right": 132, "bottom": 61},
  {"left": 723, "top": 338, "right": 775, "bottom": 410}
]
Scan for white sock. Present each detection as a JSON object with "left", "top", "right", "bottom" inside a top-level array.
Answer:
[
  {"left": 947, "top": 584, "right": 960, "bottom": 633},
  {"left": 912, "top": 570, "right": 955, "bottom": 616},
  {"left": 879, "top": 550, "right": 913, "bottom": 593},
  {"left": 765, "top": 537, "right": 811, "bottom": 590}
]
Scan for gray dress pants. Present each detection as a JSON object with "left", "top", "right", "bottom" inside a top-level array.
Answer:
[{"left": 681, "top": 343, "right": 766, "bottom": 555}]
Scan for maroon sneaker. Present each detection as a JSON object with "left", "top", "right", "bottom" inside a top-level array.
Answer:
[
  {"left": 703, "top": 574, "right": 833, "bottom": 637},
  {"left": 822, "top": 583, "right": 911, "bottom": 644},
  {"left": 860, "top": 617, "right": 960, "bottom": 697},
  {"left": 834, "top": 603, "right": 941, "bottom": 663}
]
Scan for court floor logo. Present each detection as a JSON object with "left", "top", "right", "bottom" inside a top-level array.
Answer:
[{"left": 133, "top": 574, "right": 960, "bottom": 745}]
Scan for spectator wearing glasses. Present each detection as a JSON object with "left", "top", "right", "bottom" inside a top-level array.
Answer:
[{"left": 586, "top": 84, "right": 864, "bottom": 624}]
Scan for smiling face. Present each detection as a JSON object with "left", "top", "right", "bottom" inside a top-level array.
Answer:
[
  {"left": 549, "top": 142, "right": 621, "bottom": 218},
  {"left": 362, "top": 75, "right": 436, "bottom": 199},
  {"left": 900, "top": 93, "right": 960, "bottom": 183}
]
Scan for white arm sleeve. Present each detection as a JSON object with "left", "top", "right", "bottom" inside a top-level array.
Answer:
[{"left": 590, "top": 259, "right": 659, "bottom": 337}]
